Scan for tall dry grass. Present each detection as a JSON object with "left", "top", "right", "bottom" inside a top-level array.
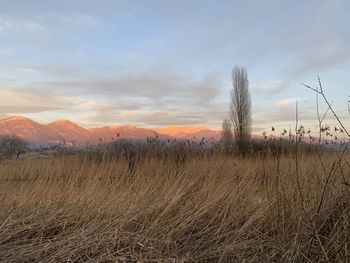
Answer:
[{"left": 0, "top": 150, "right": 349, "bottom": 262}]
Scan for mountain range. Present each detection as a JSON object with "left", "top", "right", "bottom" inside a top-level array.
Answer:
[{"left": 0, "top": 116, "right": 221, "bottom": 147}]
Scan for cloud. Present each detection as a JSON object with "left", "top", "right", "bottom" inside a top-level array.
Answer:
[
  {"left": 34, "top": 70, "right": 222, "bottom": 107},
  {"left": 71, "top": 71, "right": 226, "bottom": 127},
  {"left": 255, "top": 80, "right": 289, "bottom": 94},
  {"left": 0, "top": 69, "right": 225, "bottom": 128},
  {"left": 251, "top": 97, "right": 315, "bottom": 129},
  {"left": 292, "top": 39, "right": 350, "bottom": 78},
  {"left": 0, "top": 106, "right": 61, "bottom": 113},
  {"left": 275, "top": 97, "right": 301, "bottom": 107},
  {"left": 0, "top": 15, "right": 47, "bottom": 39},
  {"left": 62, "top": 14, "right": 100, "bottom": 27},
  {"left": 83, "top": 102, "right": 227, "bottom": 128},
  {"left": 0, "top": 13, "right": 101, "bottom": 47},
  {"left": 246, "top": 1, "right": 350, "bottom": 78},
  {"left": 0, "top": 87, "right": 77, "bottom": 114}
]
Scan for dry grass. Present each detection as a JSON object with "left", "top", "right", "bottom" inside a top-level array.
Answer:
[{"left": 0, "top": 151, "right": 349, "bottom": 262}]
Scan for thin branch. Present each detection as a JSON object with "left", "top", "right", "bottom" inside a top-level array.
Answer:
[
  {"left": 301, "top": 83, "right": 322, "bottom": 94},
  {"left": 302, "top": 78, "right": 350, "bottom": 138},
  {"left": 320, "top": 101, "right": 332, "bottom": 123}
]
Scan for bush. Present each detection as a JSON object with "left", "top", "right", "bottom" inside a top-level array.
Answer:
[{"left": 0, "top": 135, "right": 28, "bottom": 159}]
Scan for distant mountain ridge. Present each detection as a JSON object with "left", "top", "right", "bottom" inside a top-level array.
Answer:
[{"left": 0, "top": 116, "right": 221, "bottom": 146}]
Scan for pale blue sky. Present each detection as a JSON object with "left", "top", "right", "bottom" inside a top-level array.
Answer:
[{"left": 0, "top": 0, "right": 349, "bottom": 133}]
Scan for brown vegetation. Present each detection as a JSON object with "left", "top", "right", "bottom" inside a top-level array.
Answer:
[{"left": 0, "top": 148, "right": 349, "bottom": 262}]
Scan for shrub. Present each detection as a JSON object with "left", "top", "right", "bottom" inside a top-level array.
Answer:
[{"left": 0, "top": 135, "right": 28, "bottom": 159}]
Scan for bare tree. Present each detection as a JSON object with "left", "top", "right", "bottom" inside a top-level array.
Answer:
[
  {"left": 0, "top": 135, "right": 28, "bottom": 159},
  {"left": 221, "top": 118, "right": 233, "bottom": 154},
  {"left": 229, "top": 66, "right": 252, "bottom": 152}
]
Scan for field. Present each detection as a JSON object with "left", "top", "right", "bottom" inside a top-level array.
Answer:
[{"left": 0, "top": 149, "right": 349, "bottom": 262}]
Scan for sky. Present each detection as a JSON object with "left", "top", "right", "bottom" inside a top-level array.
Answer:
[{"left": 0, "top": 0, "right": 349, "bottom": 134}]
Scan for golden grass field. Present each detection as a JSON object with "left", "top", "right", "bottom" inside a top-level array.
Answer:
[{"left": 0, "top": 151, "right": 349, "bottom": 262}]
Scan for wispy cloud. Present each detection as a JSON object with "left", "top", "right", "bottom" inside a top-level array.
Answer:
[
  {"left": 255, "top": 80, "right": 289, "bottom": 94},
  {"left": 0, "top": 13, "right": 101, "bottom": 46},
  {"left": 275, "top": 97, "right": 301, "bottom": 107},
  {"left": 37, "top": 71, "right": 225, "bottom": 127},
  {"left": 0, "top": 87, "right": 77, "bottom": 114},
  {"left": 83, "top": 102, "right": 227, "bottom": 127},
  {"left": 61, "top": 14, "right": 100, "bottom": 27},
  {"left": 0, "top": 15, "right": 48, "bottom": 39},
  {"left": 34, "top": 70, "right": 222, "bottom": 107}
]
